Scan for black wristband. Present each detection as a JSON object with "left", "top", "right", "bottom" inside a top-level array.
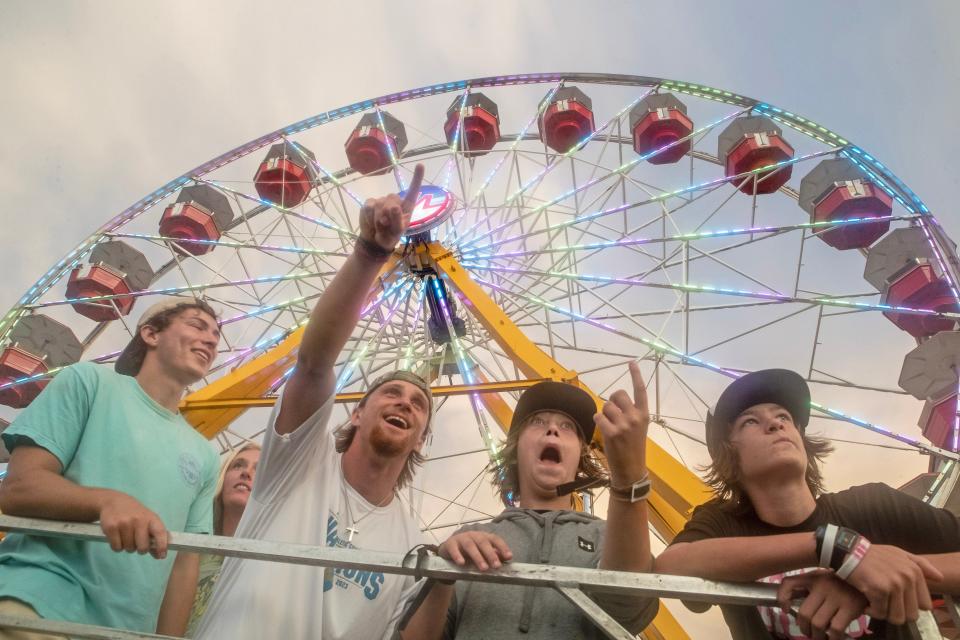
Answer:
[
  {"left": 814, "top": 524, "right": 826, "bottom": 561},
  {"left": 355, "top": 236, "right": 393, "bottom": 262},
  {"left": 815, "top": 524, "right": 862, "bottom": 570}
]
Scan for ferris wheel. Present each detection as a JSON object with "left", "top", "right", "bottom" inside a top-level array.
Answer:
[{"left": 2, "top": 73, "right": 959, "bottom": 638}]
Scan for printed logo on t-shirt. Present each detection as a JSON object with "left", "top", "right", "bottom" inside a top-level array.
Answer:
[
  {"left": 577, "top": 536, "right": 595, "bottom": 552},
  {"left": 177, "top": 452, "right": 201, "bottom": 486},
  {"left": 323, "top": 514, "right": 385, "bottom": 600},
  {"left": 758, "top": 568, "right": 870, "bottom": 639}
]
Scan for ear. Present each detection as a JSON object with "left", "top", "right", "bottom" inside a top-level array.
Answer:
[
  {"left": 350, "top": 405, "right": 362, "bottom": 429},
  {"left": 139, "top": 324, "right": 160, "bottom": 348},
  {"left": 414, "top": 431, "right": 428, "bottom": 453}
]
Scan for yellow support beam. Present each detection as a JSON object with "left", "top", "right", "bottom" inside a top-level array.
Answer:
[
  {"left": 180, "top": 256, "right": 401, "bottom": 438},
  {"left": 645, "top": 605, "right": 692, "bottom": 640},
  {"left": 178, "top": 241, "right": 703, "bottom": 639},
  {"left": 181, "top": 378, "right": 550, "bottom": 412},
  {"left": 428, "top": 243, "right": 700, "bottom": 640},
  {"left": 427, "top": 242, "right": 710, "bottom": 540}
]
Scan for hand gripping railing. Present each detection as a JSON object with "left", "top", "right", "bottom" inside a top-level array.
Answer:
[{"left": 0, "top": 515, "right": 949, "bottom": 640}]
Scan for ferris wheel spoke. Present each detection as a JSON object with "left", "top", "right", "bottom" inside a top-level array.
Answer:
[
  {"left": 193, "top": 176, "right": 357, "bottom": 241},
  {"left": 462, "top": 85, "right": 562, "bottom": 208},
  {"left": 105, "top": 232, "right": 350, "bottom": 259},
  {"left": 464, "top": 262, "right": 960, "bottom": 322},
  {"left": 7, "top": 75, "right": 958, "bottom": 595},
  {"left": 688, "top": 304, "right": 820, "bottom": 358},
  {"left": 496, "top": 89, "right": 655, "bottom": 217},
  {"left": 457, "top": 104, "right": 756, "bottom": 251},
  {"left": 477, "top": 144, "right": 839, "bottom": 258}
]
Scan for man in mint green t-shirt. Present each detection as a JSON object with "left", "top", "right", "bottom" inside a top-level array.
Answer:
[{"left": 0, "top": 298, "right": 221, "bottom": 636}]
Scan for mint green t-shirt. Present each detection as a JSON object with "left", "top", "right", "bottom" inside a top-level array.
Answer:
[{"left": 0, "top": 362, "right": 218, "bottom": 632}]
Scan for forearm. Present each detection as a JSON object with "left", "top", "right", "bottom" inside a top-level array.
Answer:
[
  {"left": 655, "top": 533, "right": 817, "bottom": 581},
  {"left": 923, "top": 552, "right": 960, "bottom": 594},
  {"left": 297, "top": 248, "right": 391, "bottom": 376},
  {"left": 399, "top": 582, "right": 454, "bottom": 640},
  {"left": 275, "top": 249, "right": 393, "bottom": 433},
  {"left": 599, "top": 500, "right": 652, "bottom": 572},
  {"left": 0, "top": 467, "right": 111, "bottom": 522},
  {"left": 156, "top": 552, "right": 200, "bottom": 636}
]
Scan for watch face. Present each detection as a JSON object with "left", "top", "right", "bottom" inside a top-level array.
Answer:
[{"left": 400, "top": 184, "right": 455, "bottom": 234}]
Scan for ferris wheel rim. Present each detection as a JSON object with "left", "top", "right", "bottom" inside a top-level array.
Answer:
[
  {"left": 2, "top": 71, "right": 949, "bottom": 346},
  {"left": 0, "top": 73, "right": 956, "bottom": 537}
]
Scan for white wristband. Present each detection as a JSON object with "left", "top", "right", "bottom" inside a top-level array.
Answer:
[
  {"left": 836, "top": 537, "right": 872, "bottom": 581},
  {"left": 819, "top": 524, "right": 838, "bottom": 569}
]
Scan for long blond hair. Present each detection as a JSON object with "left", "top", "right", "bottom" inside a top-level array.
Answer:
[{"left": 212, "top": 443, "right": 261, "bottom": 535}]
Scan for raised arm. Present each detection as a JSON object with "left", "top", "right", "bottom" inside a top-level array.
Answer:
[
  {"left": 275, "top": 164, "right": 425, "bottom": 435},
  {"left": 595, "top": 361, "right": 652, "bottom": 573}
]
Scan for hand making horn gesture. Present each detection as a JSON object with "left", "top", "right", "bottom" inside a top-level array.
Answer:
[
  {"left": 357, "top": 163, "right": 425, "bottom": 258},
  {"left": 594, "top": 361, "right": 650, "bottom": 491}
]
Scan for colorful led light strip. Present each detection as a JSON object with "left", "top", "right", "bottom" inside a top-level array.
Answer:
[
  {"left": 468, "top": 85, "right": 560, "bottom": 204},
  {"left": 290, "top": 140, "right": 364, "bottom": 207},
  {"left": 811, "top": 402, "right": 958, "bottom": 461},
  {"left": 107, "top": 232, "right": 351, "bottom": 257},
  {"left": 459, "top": 264, "right": 960, "bottom": 321},
  {"left": 336, "top": 279, "right": 414, "bottom": 392},
  {"left": 460, "top": 214, "right": 919, "bottom": 260},
  {"left": 441, "top": 83, "right": 563, "bottom": 245},
  {"left": 195, "top": 177, "right": 355, "bottom": 238},
  {"left": 442, "top": 88, "right": 472, "bottom": 194},
  {"left": 4, "top": 74, "right": 955, "bottom": 464},
  {"left": 375, "top": 106, "right": 405, "bottom": 192},
  {"left": 456, "top": 106, "right": 753, "bottom": 251},
  {"left": 399, "top": 285, "right": 427, "bottom": 372},
  {"left": 501, "top": 89, "right": 652, "bottom": 206},
  {"left": 458, "top": 146, "right": 836, "bottom": 254},
  {"left": 474, "top": 274, "right": 958, "bottom": 460},
  {"left": 8, "top": 73, "right": 937, "bottom": 347},
  {"left": 429, "top": 275, "right": 501, "bottom": 461},
  {"left": 28, "top": 271, "right": 333, "bottom": 310},
  {"left": 1, "top": 267, "right": 411, "bottom": 394}
]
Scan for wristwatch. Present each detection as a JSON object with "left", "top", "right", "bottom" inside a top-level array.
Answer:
[{"left": 609, "top": 476, "right": 651, "bottom": 503}]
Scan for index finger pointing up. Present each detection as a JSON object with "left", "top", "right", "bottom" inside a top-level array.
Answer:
[
  {"left": 629, "top": 360, "right": 648, "bottom": 411},
  {"left": 401, "top": 163, "right": 426, "bottom": 213}
]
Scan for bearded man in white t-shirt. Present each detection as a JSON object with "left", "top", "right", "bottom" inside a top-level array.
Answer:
[{"left": 193, "top": 165, "right": 429, "bottom": 640}]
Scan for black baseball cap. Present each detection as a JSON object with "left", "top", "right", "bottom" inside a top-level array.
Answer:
[
  {"left": 510, "top": 381, "right": 598, "bottom": 442},
  {"left": 705, "top": 369, "right": 811, "bottom": 459}
]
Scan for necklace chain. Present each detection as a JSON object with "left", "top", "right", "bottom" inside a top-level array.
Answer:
[{"left": 341, "top": 483, "right": 392, "bottom": 543}]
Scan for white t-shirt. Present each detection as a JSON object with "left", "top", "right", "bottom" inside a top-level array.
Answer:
[{"left": 193, "top": 394, "right": 425, "bottom": 640}]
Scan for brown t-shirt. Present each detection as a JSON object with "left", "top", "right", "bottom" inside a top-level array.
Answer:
[{"left": 671, "top": 483, "right": 960, "bottom": 639}]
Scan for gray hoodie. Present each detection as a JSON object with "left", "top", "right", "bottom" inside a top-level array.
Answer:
[{"left": 415, "top": 508, "right": 658, "bottom": 638}]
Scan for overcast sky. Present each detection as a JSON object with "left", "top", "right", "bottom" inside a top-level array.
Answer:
[
  {"left": 2, "top": 1, "right": 959, "bottom": 316},
  {"left": 2, "top": 3, "right": 959, "bottom": 637}
]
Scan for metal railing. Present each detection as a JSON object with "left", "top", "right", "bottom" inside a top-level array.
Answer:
[{"left": 0, "top": 515, "right": 951, "bottom": 640}]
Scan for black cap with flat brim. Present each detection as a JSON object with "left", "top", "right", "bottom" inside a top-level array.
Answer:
[
  {"left": 705, "top": 369, "right": 811, "bottom": 459},
  {"left": 511, "top": 381, "right": 598, "bottom": 442}
]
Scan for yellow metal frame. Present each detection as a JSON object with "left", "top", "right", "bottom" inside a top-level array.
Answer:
[
  {"left": 425, "top": 243, "right": 710, "bottom": 536},
  {"left": 179, "top": 243, "right": 710, "bottom": 639},
  {"left": 182, "top": 378, "right": 549, "bottom": 411}
]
